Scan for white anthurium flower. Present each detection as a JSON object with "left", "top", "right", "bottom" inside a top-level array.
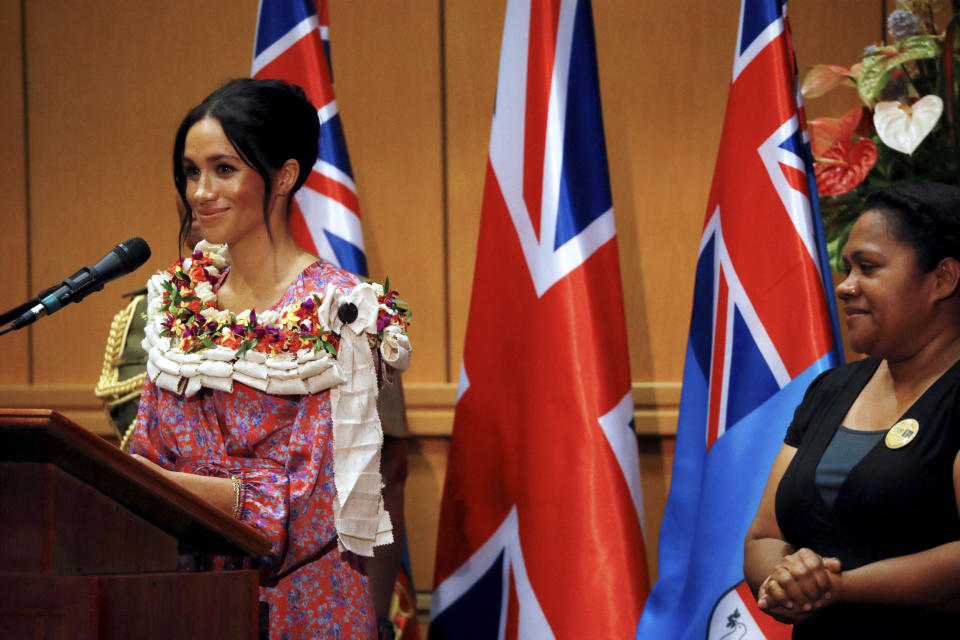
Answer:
[
  {"left": 874, "top": 95, "right": 943, "bottom": 155},
  {"left": 194, "top": 281, "right": 216, "bottom": 304},
  {"left": 342, "top": 283, "right": 379, "bottom": 335}
]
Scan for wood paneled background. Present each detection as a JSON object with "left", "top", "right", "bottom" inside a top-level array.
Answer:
[{"left": 0, "top": 0, "right": 884, "bottom": 602}]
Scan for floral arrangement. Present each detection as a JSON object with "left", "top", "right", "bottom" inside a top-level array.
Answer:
[
  {"left": 802, "top": 0, "right": 960, "bottom": 269},
  {"left": 156, "top": 244, "right": 411, "bottom": 357}
]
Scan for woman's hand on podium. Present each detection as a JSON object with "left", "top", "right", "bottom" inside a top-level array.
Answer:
[{"left": 131, "top": 454, "right": 237, "bottom": 516}]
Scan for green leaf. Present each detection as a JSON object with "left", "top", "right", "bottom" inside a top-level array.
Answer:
[
  {"left": 237, "top": 340, "right": 253, "bottom": 358},
  {"left": 858, "top": 36, "right": 940, "bottom": 103},
  {"left": 201, "top": 338, "right": 217, "bottom": 349},
  {"left": 322, "top": 340, "right": 338, "bottom": 356},
  {"left": 383, "top": 276, "right": 390, "bottom": 293}
]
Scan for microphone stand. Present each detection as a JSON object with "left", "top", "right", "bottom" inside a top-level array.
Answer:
[
  {"left": 0, "top": 285, "right": 57, "bottom": 326},
  {"left": 0, "top": 285, "right": 62, "bottom": 335}
]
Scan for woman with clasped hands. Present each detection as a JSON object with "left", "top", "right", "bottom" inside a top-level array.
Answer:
[{"left": 744, "top": 183, "right": 960, "bottom": 638}]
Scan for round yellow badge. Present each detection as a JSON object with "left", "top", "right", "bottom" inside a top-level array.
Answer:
[{"left": 885, "top": 419, "right": 919, "bottom": 450}]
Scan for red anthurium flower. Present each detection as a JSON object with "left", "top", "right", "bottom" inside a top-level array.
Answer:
[
  {"left": 809, "top": 107, "right": 866, "bottom": 158},
  {"left": 801, "top": 64, "right": 859, "bottom": 99},
  {"left": 814, "top": 135, "right": 878, "bottom": 196}
]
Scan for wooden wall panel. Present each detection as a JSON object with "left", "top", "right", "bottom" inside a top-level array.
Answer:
[
  {"left": 444, "top": 0, "right": 507, "bottom": 382},
  {"left": 595, "top": 0, "right": 740, "bottom": 383},
  {"left": 330, "top": 1, "right": 447, "bottom": 384},
  {"left": 0, "top": 0, "right": 29, "bottom": 385},
  {"left": 24, "top": 0, "right": 255, "bottom": 385}
]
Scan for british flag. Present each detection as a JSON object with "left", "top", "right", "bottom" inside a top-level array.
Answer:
[
  {"left": 635, "top": 1, "right": 841, "bottom": 638},
  {"left": 430, "top": 1, "right": 649, "bottom": 638},
  {"left": 251, "top": 0, "right": 367, "bottom": 276}
]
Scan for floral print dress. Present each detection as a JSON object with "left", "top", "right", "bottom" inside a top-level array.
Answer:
[{"left": 131, "top": 260, "right": 375, "bottom": 640}]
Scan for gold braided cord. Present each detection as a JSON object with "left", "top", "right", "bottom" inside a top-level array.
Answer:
[
  {"left": 95, "top": 294, "right": 146, "bottom": 399},
  {"left": 105, "top": 387, "right": 145, "bottom": 409},
  {"left": 118, "top": 415, "right": 138, "bottom": 452}
]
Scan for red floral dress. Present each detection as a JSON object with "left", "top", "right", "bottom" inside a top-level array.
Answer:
[{"left": 131, "top": 260, "right": 375, "bottom": 640}]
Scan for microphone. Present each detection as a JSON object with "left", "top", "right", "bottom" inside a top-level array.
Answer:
[{"left": 2, "top": 238, "right": 151, "bottom": 334}]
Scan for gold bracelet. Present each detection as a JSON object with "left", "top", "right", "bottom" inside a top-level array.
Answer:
[{"left": 231, "top": 475, "right": 242, "bottom": 518}]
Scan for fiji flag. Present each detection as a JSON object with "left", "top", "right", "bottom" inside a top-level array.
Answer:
[
  {"left": 430, "top": 1, "right": 649, "bottom": 638},
  {"left": 635, "top": 1, "right": 842, "bottom": 639},
  {"left": 252, "top": 0, "right": 367, "bottom": 276}
]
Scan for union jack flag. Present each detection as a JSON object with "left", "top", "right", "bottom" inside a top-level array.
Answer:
[
  {"left": 635, "top": 1, "right": 841, "bottom": 638},
  {"left": 430, "top": 1, "right": 649, "bottom": 638},
  {"left": 252, "top": 0, "right": 367, "bottom": 276}
]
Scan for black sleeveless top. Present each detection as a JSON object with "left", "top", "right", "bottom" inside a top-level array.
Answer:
[{"left": 776, "top": 357, "right": 960, "bottom": 638}]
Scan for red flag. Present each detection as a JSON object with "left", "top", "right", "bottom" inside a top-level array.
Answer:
[{"left": 430, "top": 1, "right": 649, "bottom": 637}]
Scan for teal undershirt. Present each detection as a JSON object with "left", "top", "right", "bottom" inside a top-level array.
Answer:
[{"left": 815, "top": 425, "right": 885, "bottom": 510}]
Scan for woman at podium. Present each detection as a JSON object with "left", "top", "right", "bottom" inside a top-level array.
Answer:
[{"left": 127, "top": 78, "right": 411, "bottom": 639}]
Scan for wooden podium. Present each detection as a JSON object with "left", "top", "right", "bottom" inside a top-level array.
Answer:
[{"left": 0, "top": 409, "right": 272, "bottom": 640}]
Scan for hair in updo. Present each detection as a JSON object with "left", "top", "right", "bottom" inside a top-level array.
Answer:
[
  {"left": 863, "top": 182, "right": 960, "bottom": 272},
  {"left": 172, "top": 78, "right": 319, "bottom": 247}
]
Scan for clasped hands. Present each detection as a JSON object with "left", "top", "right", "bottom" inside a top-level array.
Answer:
[{"left": 758, "top": 548, "right": 842, "bottom": 624}]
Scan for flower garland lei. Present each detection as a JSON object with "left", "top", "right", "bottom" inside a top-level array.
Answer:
[{"left": 156, "top": 243, "right": 411, "bottom": 359}]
